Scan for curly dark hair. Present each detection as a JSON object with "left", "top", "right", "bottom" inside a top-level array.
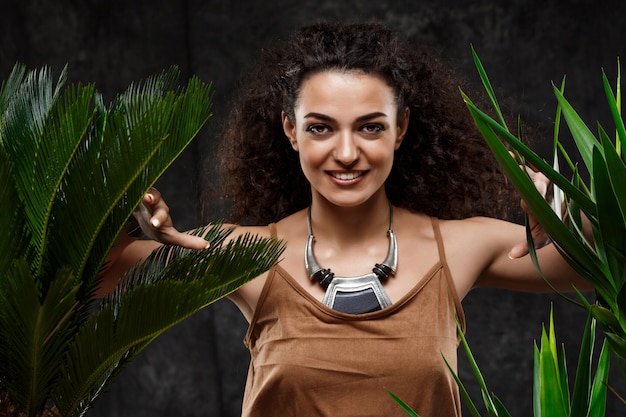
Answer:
[{"left": 215, "top": 21, "right": 517, "bottom": 225}]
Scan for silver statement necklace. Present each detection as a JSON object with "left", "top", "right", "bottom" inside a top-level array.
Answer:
[{"left": 304, "top": 203, "right": 397, "bottom": 314}]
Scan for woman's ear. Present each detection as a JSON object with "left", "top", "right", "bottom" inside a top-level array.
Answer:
[
  {"left": 282, "top": 111, "right": 298, "bottom": 151},
  {"left": 395, "top": 107, "right": 410, "bottom": 150}
]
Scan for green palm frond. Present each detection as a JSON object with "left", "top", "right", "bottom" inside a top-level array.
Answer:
[
  {"left": 56, "top": 226, "right": 284, "bottom": 416},
  {"left": 0, "top": 66, "right": 69, "bottom": 281},
  {"left": 81, "top": 74, "right": 214, "bottom": 285},
  {"left": 0, "top": 63, "right": 27, "bottom": 116},
  {"left": 0, "top": 64, "right": 281, "bottom": 417},
  {"left": 0, "top": 142, "right": 27, "bottom": 275},
  {"left": 45, "top": 68, "right": 213, "bottom": 289},
  {"left": 0, "top": 260, "right": 80, "bottom": 416}
]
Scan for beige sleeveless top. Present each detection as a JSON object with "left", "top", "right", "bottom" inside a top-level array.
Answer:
[{"left": 242, "top": 217, "right": 465, "bottom": 417}]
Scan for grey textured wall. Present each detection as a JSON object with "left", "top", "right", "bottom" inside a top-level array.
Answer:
[{"left": 2, "top": 0, "right": 626, "bottom": 415}]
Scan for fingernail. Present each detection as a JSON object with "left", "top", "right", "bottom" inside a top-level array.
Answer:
[
  {"left": 146, "top": 193, "right": 154, "bottom": 203},
  {"left": 151, "top": 218, "right": 160, "bottom": 228}
]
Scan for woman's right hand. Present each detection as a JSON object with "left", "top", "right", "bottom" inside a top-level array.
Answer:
[{"left": 133, "top": 188, "right": 210, "bottom": 250}]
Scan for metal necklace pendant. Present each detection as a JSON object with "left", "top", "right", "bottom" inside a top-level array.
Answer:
[{"left": 304, "top": 203, "right": 397, "bottom": 314}]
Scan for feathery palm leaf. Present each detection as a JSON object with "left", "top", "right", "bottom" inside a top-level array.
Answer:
[
  {"left": 0, "top": 260, "right": 79, "bottom": 416},
  {"left": 56, "top": 227, "right": 284, "bottom": 417},
  {"left": 0, "top": 63, "right": 282, "bottom": 417},
  {"left": 0, "top": 67, "right": 68, "bottom": 278}
]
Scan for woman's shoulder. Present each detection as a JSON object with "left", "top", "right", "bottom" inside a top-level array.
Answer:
[
  {"left": 437, "top": 215, "right": 520, "bottom": 231},
  {"left": 225, "top": 223, "right": 273, "bottom": 239},
  {"left": 222, "top": 209, "right": 308, "bottom": 241},
  {"left": 436, "top": 216, "right": 525, "bottom": 253}
]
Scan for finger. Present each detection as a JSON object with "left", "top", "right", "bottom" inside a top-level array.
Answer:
[
  {"left": 149, "top": 204, "right": 171, "bottom": 229},
  {"left": 508, "top": 241, "right": 529, "bottom": 259},
  {"left": 168, "top": 232, "right": 210, "bottom": 250},
  {"left": 143, "top": 187, "right": 161, "bottom": 204}
]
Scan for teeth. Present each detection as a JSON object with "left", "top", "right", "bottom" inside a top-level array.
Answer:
[{"left": 332, "top": 172, "right": 362, "bottom": 180}]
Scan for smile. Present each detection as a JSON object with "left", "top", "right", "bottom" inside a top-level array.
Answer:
[{"left": 329, "top": 171, "right": 365, "bottom": 181}]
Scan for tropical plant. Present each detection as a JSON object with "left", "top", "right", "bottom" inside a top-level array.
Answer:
[
  {"left": 531, "top": 311, "right": 610, "bottom": 417},
  {"left": 392, "top": 49, "right": 626, "bottom": 417},
  {"left": 0, "top": 64, "right": 284, "bottom": 417},
  {"left": 461, "top": 48, "right": 626, "bottom": 363},
  {"left": 391, "top": 312, "right": 610, "bottom": 417}
]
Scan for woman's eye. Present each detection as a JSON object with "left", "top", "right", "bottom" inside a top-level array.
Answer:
[
  {"left": 361, "top": 124, "right": 384, "bottom": 134},
  {"left": 306, "top": 124, "right": 330, "bottom": 135}
]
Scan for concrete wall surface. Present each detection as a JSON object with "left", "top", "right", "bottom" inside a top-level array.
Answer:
[{"left": 1, "top": 0, "right": 625, "bottom": 415}]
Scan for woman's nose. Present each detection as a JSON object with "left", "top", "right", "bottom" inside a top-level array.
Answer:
[{"left": 333, "top": 132, "right": 359, "bottom": 165}]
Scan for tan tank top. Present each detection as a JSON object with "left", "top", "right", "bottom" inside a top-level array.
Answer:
[{"left": 242, "top": 217, "right": 465, "bottom": 417}]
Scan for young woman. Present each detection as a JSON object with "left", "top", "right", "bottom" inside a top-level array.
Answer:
[{"left": 103, "top": 21, "right": 588, "bottom": 417}]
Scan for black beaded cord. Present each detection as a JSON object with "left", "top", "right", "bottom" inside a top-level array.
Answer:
[
  {"left": 306, "top": 203, "right": 396, "bottom": 289},
  {"left": 373, "top": 263, "right": 393, "bottom": 281},
  {"left": 313, "top": 269, "right": 335, "bottom": 289}
]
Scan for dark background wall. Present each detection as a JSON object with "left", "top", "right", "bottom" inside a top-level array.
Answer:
[{"left": 2, "top": 0, "right": 625, "bottom": 415}]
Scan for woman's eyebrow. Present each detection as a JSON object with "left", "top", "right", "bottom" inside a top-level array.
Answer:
[
  {"left": 303, "top": 112, "right": 388, "bottom": 122},
  {"left": 303, "top": 112, "right": 334, "bottom": 121},
  {"left": 355, "top": 112, "right": 387, "bottom": 122}
]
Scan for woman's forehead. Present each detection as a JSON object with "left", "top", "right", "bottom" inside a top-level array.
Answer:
[{"left": 295, "top": 70, "right": 397, "bottom": 117}]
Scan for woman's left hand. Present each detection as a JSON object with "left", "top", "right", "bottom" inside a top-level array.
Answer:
[{"left": 508, "top": 165, "right": 553, "bottom": 259}]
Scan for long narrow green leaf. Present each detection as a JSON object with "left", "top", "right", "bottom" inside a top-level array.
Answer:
[
  {"left": 491, "top": 396, "right": 512, "bottom": 417},
  {"left": 588, "top": 303, "right": 624, "bottom": 337},
  {"left": 552, "top": 78, "right": 567, "bottom": 220},
  {"left": 551, "top": 311, "right": 571, "bottom": 415},
  {"left": 455, "top": 319, "right": 502, "bottom": 415},
  {"left": 605, "top": 331, "right": 626, "bottom": 359},
  {"left": 462, "top": 92, "right": 597, "bottom": 217},
  {"left": 592, "top": 144, "right": 626, "bottom": 290},
  {"left": 559, "top": 345, "right": 571, "bottom": 412},
  {"left": 597, "top": 125, "right": 626, "bottom": 230},
  {"left": 570, "top": 312, "right": 594, "bottom": 417},
  {"left": 470, "top": 45, "right": 508, "bottom": 130},
  {"left": 463, "top": 98, "right": 609, "bottom": 289},
  {"left": 602, "top": 64, "right": 626, "bottom": 156},
  {"left": 442, "top": 354, "right": 484, "bottom": 417},
  {"left": 537, "top": 325, "right": 568, "bottom": 417},
  {"left": 533, "top": 343, "right": 541, "bottom": 417},
  {"left": 387, "top": 391, "right": 421, "bottom": 417},
  {"left": 524, "top": 215, "right": 585, "bottom": 306},
  {"left": 588, "top": 339, "right": 610, "bottom": 417},
  {"left": 553, "top": 85, "right": 600, "bottom": 175}
]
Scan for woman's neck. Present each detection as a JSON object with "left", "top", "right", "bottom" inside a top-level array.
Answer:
[{"left": 308, "top": 193, "right": 392, "bottom": 245}]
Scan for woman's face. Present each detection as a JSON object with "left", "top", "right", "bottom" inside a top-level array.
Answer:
[{"left": 282, "top": 70, "right": 408, "bottom": 208}]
